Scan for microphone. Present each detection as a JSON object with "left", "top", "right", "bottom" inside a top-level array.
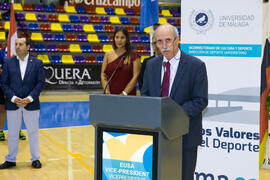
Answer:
[{"left": 103, "top": 56, "right": 126, "bottom": 94}]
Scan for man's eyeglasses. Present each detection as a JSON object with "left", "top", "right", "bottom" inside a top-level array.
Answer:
[{"left": 156, "top": 37, "right": 176, "bottom": 47}]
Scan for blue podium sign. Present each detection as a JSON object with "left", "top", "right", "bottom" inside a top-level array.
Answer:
[{"left": 96, "top": 128, "right": 158, "bottom": 180}]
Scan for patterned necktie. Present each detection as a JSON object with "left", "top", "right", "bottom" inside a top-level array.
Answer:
[{"left": 161, "top": 61, "right": 170, "bottom": 97}]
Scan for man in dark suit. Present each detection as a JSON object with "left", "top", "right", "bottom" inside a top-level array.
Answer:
[
  {"left": 0, "top": 33, "right": 26, "bottom": 141},
  {"left": 138, "top": 35, "right": 161, "bottom": 90},
  {"left": 141, "top": 24, "right": 208, "bottom": 180},
  {"left": 0, "top": 36, "right": 45, "bottom": 169}
]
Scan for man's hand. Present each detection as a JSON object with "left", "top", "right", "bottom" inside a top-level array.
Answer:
[
  {"left": 14, "top": 97, "right": 31, "bottom": 107},
  {"left": 21, "top": 98, "right": 31, "bottom": 107},
  {"left": 14, "top": 97, "right": 24, "bottom": 107}
]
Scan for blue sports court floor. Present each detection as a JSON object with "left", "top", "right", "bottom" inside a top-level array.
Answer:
[{"left": 3, "top": 101, "right": 90, "bottom": 130}]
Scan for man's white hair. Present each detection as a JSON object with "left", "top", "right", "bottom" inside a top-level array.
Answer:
[
  {"left": 156, "top": 24, "right": 179, "bottom": 38},
  {"left": 172, "top": 25, "right": 179, "bottom": 38}
]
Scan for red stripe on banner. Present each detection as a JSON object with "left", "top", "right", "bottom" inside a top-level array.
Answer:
[
  {"left": 7, "top": 3, "right": 17, "bottom": 58},
  {"left": 260, "top": 66, "right": 270, "bottom": 143}
]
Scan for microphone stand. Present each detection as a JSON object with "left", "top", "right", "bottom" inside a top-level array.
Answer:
[{"left": 103, "top": 56, "right": 125, "bottom": 94}]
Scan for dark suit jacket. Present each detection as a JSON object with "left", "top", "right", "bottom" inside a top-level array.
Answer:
[
  {"left": 1, "top": 55, "right": 45, "bottom": 110},
  {"left": 0, "top": 48, "right": 6, "bottom": 66},
  {"left": 141, "top": 50, "right": 208, "bottom": 148},
  {"left": 0, "top": 48, "right": 6, "bottom": 87},
  {"left": 138, "top": 55, "right": 155, "bottom": 90}
]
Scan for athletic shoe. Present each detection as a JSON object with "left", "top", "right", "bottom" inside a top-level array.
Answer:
[
  {"left": 0, "top": 131, "right": 5, "bottom": 141},
  {"left": 19, "top": 130, "right": 26, "bottom": 140}
]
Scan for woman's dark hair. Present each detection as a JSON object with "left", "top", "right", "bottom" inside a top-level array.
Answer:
[{"left": 113, "top": 27, "right": 131, "bottom": 57}]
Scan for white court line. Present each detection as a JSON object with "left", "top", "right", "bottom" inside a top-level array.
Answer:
[{"left": 67, "top": 128, "right": 73, "bottom": 180}]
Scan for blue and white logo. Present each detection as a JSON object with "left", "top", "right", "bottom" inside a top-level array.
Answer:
[
  {"left": 196, "top": 13, "right": 208, "bottom": 26},
  {"left": 190, "top": 10, "right": 214, "bottom": 34}
]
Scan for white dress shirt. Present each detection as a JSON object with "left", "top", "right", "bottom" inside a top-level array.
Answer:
[
  {"left": 18, "top": 54, "right": 29, "bottom": 80},
  {"left": 161, "top": 50, "right": 181, "bottom": 96},
  {"left": 11, "top": 54, "right": 33, "bottom": 103}
]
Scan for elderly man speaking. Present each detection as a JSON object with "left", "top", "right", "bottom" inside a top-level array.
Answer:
[{"left": 141, "top": 24, "right": 208, "bottom": 180}]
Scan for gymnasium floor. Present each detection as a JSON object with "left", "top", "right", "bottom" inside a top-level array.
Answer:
[
  {"left": 0, "top": 91, "right": 269, "bottom": 180},
  {"left": 0, "top": 92, "right": 95, "bottom": 180}
]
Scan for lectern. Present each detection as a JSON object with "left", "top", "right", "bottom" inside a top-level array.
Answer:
[{"left": 89, "top": 94, "right": 189, "bottom": 180}]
